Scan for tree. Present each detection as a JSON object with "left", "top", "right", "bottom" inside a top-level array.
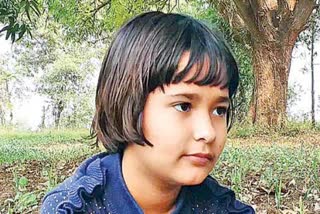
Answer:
[
  {"left": 298, "top": 8, "right": 320, "bottom": 127},
  {"left": 0, "top": 61, "right": 13, "bottom": 125},
  {"left": 37, "top": 48, "right": 96, "bottom": 128},
  {"left": 0, "top": 0, "right": 40, "bottom": 42},
  {"left": 4, "top": 0, "right": 316, "bottom": 128},
  {"left": 181, "top": 0, "right": 254, "bottom": 123},
  {"left": 309, "top": 11, "right": 319, "bottom": 127},
  {"left": 211, "top": 0, "right": 319, "bottom": 128},
  {"left": 0, "top": 0, "right": 171, "bottom": 43},
  {"left": 12, "top": 20, "right": 76, "bottom": 77},
  {"left": 0, "top": 55, "right": 26, "bottom": 126},
  {"left": 11, "top": 16, "right": 102, "bottom": 128}
]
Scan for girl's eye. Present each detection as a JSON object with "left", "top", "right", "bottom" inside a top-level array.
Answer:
[
  {"left": 213, "top": 107, "right": 227, "bottom": 117},
  {"left": 174, "top": 103, "right": 191, "bottom": 112}
]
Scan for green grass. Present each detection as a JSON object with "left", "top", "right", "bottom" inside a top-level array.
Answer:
[
  {"left": 0, "top": 127, "right": 319, "bottom": 213},
  {"left": 0, "top": 128, "right": 95, "bottom": 164},
  {"left": 211, "top": 141, "right": 320, "bottom": 211},
  {"left": 0, "top": 128, "right": 98, "bottom": 213},
  {"left": 229, "top": 120, "right": 320, "bottom": 138},
  {"left": 0, "top": 128, "right": 90, "bottom": 144}
]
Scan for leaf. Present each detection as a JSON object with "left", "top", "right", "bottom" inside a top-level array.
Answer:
[
  {"left": 17, "top": 24, "right": 27, "bottom": 41},
  {"left": 5, "top": 28, "right": 11, "bottom": 40},
  {"left": 25, "top": 1, "right": 32, "bottom": 21},
  {"left": 11, "top": 31, "right": 16, "bottom": 43},
  {"left": 0, "top": 8, "right": 10, "bottom": 16},
  {"left": 8, "top": 16, "right": 15, "bottom": 26},
  {"left": 0, "top": 25, "right": 10, "bottom": 33},
  {"left": 30, "top": 0, "right": 41, "bottom": 16},
  {"left": 26, "top": 27, "right": 33, "bottom": 38},
  {"left": 18, "top": 176, "right": 28, "bottom": 188},
  {"left": 13, "top": 23, "right": 19, "bottom": 32}
]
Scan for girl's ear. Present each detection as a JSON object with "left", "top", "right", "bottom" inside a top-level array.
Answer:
[{"left": 137, "top": 112, "right": 153, "bottom": 147}]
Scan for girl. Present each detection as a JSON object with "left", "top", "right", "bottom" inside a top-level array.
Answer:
[{"left": 41, "top": 11, "right": 255, "bottom": 214}]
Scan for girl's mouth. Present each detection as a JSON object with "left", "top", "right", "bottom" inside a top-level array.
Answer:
[{"left": 183, "top": 153, "right": 213, "bottom": 166}]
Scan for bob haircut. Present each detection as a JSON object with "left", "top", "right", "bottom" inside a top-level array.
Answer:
[{"left": 91, "top": 11, "right": 239, "bottom": 152}]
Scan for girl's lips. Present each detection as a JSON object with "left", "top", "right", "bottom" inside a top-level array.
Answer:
[{"left": 184, "top": 153, "right": 213, "bottom": 166}]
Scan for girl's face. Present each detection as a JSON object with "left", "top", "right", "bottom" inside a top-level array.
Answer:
[{"left": 125, "top": 53, "right": 229, "bottom": 186}]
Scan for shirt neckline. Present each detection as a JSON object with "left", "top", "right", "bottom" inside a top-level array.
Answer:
[{"left": 103, "top": 152, "right": 187, "bottom": 213}]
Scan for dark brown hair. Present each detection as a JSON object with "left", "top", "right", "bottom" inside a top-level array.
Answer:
[{"left": 90, "top": 11, "right": 239, "bottom": 152}]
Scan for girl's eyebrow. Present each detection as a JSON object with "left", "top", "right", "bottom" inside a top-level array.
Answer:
[
  {"left": 168, "top": 93, "right": 230, "bottom": 104},
  {"left": 215, "top": 96, "right": 230, "bottom": 104},
  {"left": 168, "top": 93, "right": 200, "bottom": 100}
]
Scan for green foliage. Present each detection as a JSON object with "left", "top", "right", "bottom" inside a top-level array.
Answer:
[
  {"left": 44, "top": 0, "right": 184, "bottom": 41},
  {"left": 0, "top": 129, "right": 98, "bottom": 212},
  {"left": 48, "top": 0, "right": 144, "bottom": 41},
  {"left": 0, "top": 129, "right": 320, "bottom": 212},
  {"left": 0, "top": 0, "right": 40, "bottom": 43},
  {"left": 4, "top": 174, "right": 38, "bottom": 213},
  {"left": 12, "top": 20, "right": 100, "bottom": 128},
  {"left": 11, "top": 0, "right": 253, "bottom": 129},
  {"left": 287, "top": 82, "right": 302, "bottom": 109},
  {"left": 297, "top": 8, "right": 320, "bottom": 49},
  {"left": 179, "top": 0, "right": 253, "bottom": 123},
  {"left": 1, "top": 0, "right": 172, "bottom": 42},
  {"left": 0, "top": 55, "right": 27, "bottom": 126},
  {"left": 13, "top": 24, "right": 61, "bottom": 77},
  {"left": 37, "top": 48, "right": 96, "bottom": 128},
  {"left": 212, "top": 141, "right": 320, "bottom": 208},
  {"left": 229, "top": 120, "right": 320, "bottom": 138},
  {"left": 0, "top": 128, "right": 95, "bottom": 163},
  {"left": 58, "top": 90, "right": 95, "bottom": 128},
  {"left": 41, "top": 166, "right": 59, "bottom": 192},
  {"left": 280, "top": 120, "right": 320, "bottom": 136},
  {"left": 229, "top": 124, "right": 259, "bottom": 138}
]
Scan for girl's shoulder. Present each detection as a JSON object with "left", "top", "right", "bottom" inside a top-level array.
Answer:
[
  {"left": 41, "top": 153, "right": 256, "bottom": 214},
  {"left": 40, "top": 152, "right": 114, "bottom": 214},
  {"left": 184, "top": 176, "right": 255, "bottom": 213}
]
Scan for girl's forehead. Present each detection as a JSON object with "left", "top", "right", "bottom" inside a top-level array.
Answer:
[
  {"left": 166, "top": 51, "right": 229, "bottom": 98},
  {"left": 161, "top": 83, "right": 229, "bottom": 101},
  {"left": 176, "top": 51, "right": 211, "bottom": 82}
]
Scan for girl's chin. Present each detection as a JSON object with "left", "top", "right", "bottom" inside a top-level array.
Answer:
[{"left": 178, "top": 174, "right": 208, "bottom": 186}]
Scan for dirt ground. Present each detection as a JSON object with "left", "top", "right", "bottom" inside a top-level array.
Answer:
[
  {"left": 1, "top": 135, "right": 320, "bottom": 214},
  {"left": 0, "top": 159, "right": 84, "bottom": 213}
]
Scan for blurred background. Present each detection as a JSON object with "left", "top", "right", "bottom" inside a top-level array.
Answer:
[{"left": 0, "top": 0, "right": 319, "bottom": 213}]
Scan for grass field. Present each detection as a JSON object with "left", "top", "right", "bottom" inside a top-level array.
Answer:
[{"left": 0, "top": 128, "right": 319, "bottom": 213}]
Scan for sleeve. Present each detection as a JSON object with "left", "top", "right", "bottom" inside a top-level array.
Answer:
[
  {"left": 40, "top": 190, "right": 69, "bottom": 214},
  {"left": 40, "top": 153, "right": 108, "bottom": 214},
  {"left": 201, "top": 176, "right": 256, "bottom": 213},
  {"left": 226, "top": 198, "right": 255, "bottom": 214}
]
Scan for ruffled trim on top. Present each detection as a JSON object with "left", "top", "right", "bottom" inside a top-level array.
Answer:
[
  {"left": 41, "top": 153, "right": 108, "bottom": 213},
  {"left": 62, "top": 156, "right": 105, "bottom": 210}
]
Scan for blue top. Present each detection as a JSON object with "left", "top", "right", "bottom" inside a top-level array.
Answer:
[{"left": 41, "top": 152, "right": 255, "bottom": 214}]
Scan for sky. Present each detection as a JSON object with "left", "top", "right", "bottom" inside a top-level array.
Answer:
[
  {"left": 0, "top": 34, "right": 319, "bottom": 129},
  {"left": 289, "top": 42, "right": 320, "bottom": 121}
]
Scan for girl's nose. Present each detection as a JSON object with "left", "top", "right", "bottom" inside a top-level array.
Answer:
[{"left": 193, "top": 113, "right": 216, "bottom": 143}]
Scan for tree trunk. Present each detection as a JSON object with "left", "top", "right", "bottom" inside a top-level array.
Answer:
[
  {"left": 311, "top": 22, "right": 315, "bottom": 128},
  {"left": 54, "top": 100, "right": 64, "bottom": 128},
  {"left": 0, "top": 110, "right": 5, "bottom": 125},
  {"left": 41, "top": 105, "right": 46, "bottom": 129},
  {"left": 251, "top": 41, "right": 294, "bottom": 127},
  {"left": 212, "top": 0, "right": 317, "bottom": 127},
  {"left": 5, "top": 79, "right": 13, "bottom": 125}
]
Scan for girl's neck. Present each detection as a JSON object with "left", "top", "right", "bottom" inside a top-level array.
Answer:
[{"left": 122, "top": 148, "right": 181, "bottom": 214}]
